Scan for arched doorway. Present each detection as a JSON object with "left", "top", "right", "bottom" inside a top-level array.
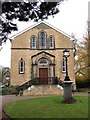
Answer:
[
  {"left": 38, "top": 59, "right": 49, "bottom": 84},
  {"left": 31, "top": 51, "right": 55, "bottom": 85}
]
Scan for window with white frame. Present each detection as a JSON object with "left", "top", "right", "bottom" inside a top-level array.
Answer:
[
  {"left": 39, "top": 32, "right": 46, "bottom": 49},
  {"left": 31, "top": 36, "right": 36, "bottom": 49},
  {"left": 19, "top": 58, "right": 25, "bottom": 74},
  {"left": 49, "top": 36, "right": 54, "bottom": 49},
  {"left": 62, "top": 58, "right": 65, "bottom": 73}
]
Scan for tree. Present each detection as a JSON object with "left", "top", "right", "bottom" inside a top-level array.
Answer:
[
  {"left": 75, "top": 36, "right": 89, "bottom": 81},
  {"left": 71, "top": 33, "right": 77, "bottom": 57},
  {"left": 0, "top": 1, "right": 64, "bottom": 45}
]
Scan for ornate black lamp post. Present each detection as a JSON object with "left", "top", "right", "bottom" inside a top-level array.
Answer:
[
  {"left": 63, "top": 48, "right": 70, "bottom": 81},
  {"left": 62, "top": 49, "right": 76, "bottom": 103}
]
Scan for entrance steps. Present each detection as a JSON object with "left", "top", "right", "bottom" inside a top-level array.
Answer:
[{"left": 23, "top": 85, "right": 63, "bottom": 96}]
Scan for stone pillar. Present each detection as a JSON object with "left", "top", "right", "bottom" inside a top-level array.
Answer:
[
  {"left": 62, "top": 81, "right": 76, "bottom": 103},
  {"left": 63, "top": 81, "right": 73, "bottom": 99}
]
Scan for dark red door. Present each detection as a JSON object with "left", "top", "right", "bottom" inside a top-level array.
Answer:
[{"left": 39, "top": 68, "right": 48, "bottom": 85}]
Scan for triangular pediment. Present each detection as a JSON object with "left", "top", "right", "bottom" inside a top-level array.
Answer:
[
  {"left": 33, "top": 22, "right": 51, "bottom": 29},
  {"left": 31, "top": 51, "right": 55, "bottom": 59},
  {"left": 10, "top": 21, "right": 73, "bottom": 40}
]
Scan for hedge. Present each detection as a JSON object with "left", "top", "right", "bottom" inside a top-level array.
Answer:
[
  {"left": 76, "top": 79, "right": 89, "bottom": 88},
  {"left": 1, "top": 85, "right": 18, "bottom": 95}
]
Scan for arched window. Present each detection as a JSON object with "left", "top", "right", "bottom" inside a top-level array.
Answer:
[
  {"left": 19, "top": 58, "right": 25, "bottom": 74},
  {"left": 49, "top": 36, "right": 54, "bottom": 49},
  {"left": 39, "top": 59, "right": 48, "bottom": 65},
  {"left": 31, "top": 36, "right": 36, "bottom": 49},
  {"left": 62, "top": 58, "right": 65, "bottom": 73},
  {"left": 39, "top": 32, "right": 46, "bottom": 49}
]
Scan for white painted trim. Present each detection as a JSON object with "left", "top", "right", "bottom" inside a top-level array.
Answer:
[
  {"left": 10, "top": 21, "right": 73, "bottom": 40},
  {"left": 70, "top": 38, "right": 74, "bottom": 41},
  {"left": 64, "top": 81, "right": 73, "bottom": 83}
]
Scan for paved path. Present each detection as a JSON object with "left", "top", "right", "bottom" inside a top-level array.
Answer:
[
  {"left": 1, "top": 92, "right": 89, "bottom": 120},
  {"left": 1, "top": 95, "right": 52, "bottom": 120},
  {"left": 72, "top": 92, "right": 89, "bottom": 96}
]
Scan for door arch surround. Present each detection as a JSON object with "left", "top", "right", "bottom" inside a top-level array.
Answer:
[{"left": 31, "top": 52, "right": 55, "bottom": 84}]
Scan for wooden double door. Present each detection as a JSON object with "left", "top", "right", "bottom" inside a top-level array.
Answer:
[{"left": 39, "top": 68, "right": 48, "bottom": 85}]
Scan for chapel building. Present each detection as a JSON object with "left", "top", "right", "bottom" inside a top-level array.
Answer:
[{"left": 11, "top": 21, "right": 76, "bottom": 90}]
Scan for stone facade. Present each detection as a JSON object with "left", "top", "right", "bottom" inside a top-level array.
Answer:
[
  {"left": 23, "top": 85, "right": 63, "bottom": 96},
  {"left": 11, "top": 21, "right": 76, "bottom": 89}
]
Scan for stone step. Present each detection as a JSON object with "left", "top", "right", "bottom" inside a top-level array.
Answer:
[{"left": 23, "top": 85, "right": 63, "bottom": 96}]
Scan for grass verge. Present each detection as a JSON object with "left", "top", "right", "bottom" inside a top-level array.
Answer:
[{"left": 5, "top": 96, "right": 88, "bottom": 118}]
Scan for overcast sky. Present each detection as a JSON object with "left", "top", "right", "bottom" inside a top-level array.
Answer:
[{"left": 0, "top": 0, "right": 90, "bottom": 67}]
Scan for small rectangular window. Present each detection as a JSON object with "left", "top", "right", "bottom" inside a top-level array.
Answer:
[
  {"left": 32, "top": 36, "right": 36, "bottom": 49},
  {"left": 62, "top": 59, "right": 65, "bottom": 73},
  {"left": 49, "top": 36, "right": 54, "bottom": 49},
  {"left": 19, "top": 59, "right": 24, "bottom": 74}
]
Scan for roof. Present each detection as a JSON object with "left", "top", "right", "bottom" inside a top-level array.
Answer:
[{"left": 10, "top": 21, "right": 74, "bottom": 40}]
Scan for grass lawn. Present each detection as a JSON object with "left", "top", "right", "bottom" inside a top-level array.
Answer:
[{"left": 5, "top": 96, "right": 88, "bottom": 118}]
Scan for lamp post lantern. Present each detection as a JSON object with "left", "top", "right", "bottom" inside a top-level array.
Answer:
[
  {"left": 63, "top": 48, "right": 70, "bottom": 81},
  {"left": 62, "top": 49, "right": 76, "bottom": 103}
]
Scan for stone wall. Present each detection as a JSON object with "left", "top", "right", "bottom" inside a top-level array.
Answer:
[
  {"left": 11, "top": 22, "right": 76, "bottom": 88},
  {"left": 23, "top": 85, "right": 63, "bottom": 96}
]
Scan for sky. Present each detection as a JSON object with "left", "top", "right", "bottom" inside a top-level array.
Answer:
[{"left": 0, "top": 0, "right": 90, "bottom": 68}]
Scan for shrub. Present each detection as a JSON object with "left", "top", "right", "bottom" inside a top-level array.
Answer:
[
  {"left": 10, "top": 85, "right": 18, "bottom": 94},
  {"left": 1, "top": 85, "right": 19, "bottom": 95},
  {"left": 2, "top": 86, "right": 11, "bottom": 95},
  {"left": 76, "top": 79, "right": 88, "bottom": 88}
]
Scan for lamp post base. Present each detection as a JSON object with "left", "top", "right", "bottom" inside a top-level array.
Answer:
[
  {"left": 61, "top": 97, "right": 76, "bottom": 104},
  {"left": 62, "top": 81, "right": 76, "bottom": 104},
  {"left": 63, "top": 81, "right": 73, "bottom": 99}
]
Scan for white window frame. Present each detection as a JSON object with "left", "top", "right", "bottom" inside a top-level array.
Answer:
[
  {"left": 62, "top": 58, "right": 65, "bottom": 73},
  {"left": 31, "top": 36, "right": 36, "bottom": 49},
  {"left": 39, "top": 32, "right": 46, "bottom": 49},
  {"left": 19, "top": 59, "right": 24, "bottom": 74},
  {"left": 49, "top": 36, "right": 54, "bottom": 49}
]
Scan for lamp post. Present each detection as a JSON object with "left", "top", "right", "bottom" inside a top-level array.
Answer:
[
  {"left": 62, "top": 49, "right": 75, "bottom": 103},
  {"left": 63, "top": 48, "right": 70, "bottom": 81}
]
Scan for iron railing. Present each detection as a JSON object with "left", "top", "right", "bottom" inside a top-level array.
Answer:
[{"left": 17, "top": 77, "right": 63, "bottom": 94}]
